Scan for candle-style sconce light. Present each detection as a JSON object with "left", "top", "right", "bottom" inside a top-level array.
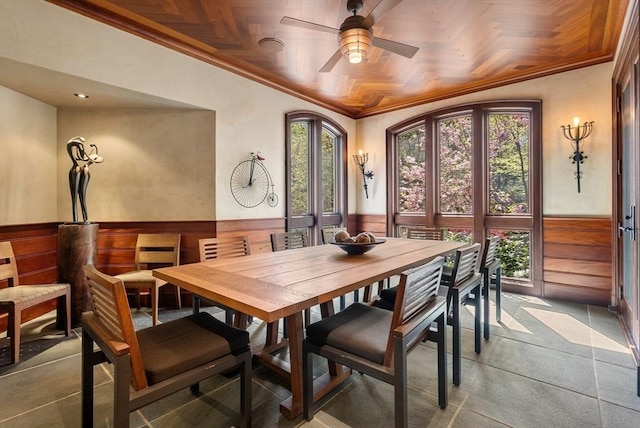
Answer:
[
  {"left": 353, "top": 150, "right": 374, "bottom": 198},
  {"left": 561, "top": 117, "right": 594, "bottom": 193}
]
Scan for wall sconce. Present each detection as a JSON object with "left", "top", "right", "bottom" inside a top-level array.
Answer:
[
  {"left": 353, "top": 150, "right": 374, "bottom": 198},
  {"left": 561, "top": 117, "right": 594, "bottom": 193}
]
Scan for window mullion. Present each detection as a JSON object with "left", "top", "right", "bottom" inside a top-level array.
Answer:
[{"left": 473, "top": 108, "right": 485, "bottom": 244}]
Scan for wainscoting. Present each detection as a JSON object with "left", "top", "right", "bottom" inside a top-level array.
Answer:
[
  {"left": 352, "top": 214, "right": 613, "bottom": 306},
  {"left": 0, "top": 219, "right": 285, "bottom": 332},
  {"left": 543, "top": 217, "right": 612, "bottom": 306},
  {"left": 0, "top": 223, "right": 60, "bottom": 331},
  {"left": 1, "top": 215, "right": 613, "bottom": 333}
]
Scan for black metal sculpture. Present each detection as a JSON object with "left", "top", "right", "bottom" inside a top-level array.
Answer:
[{"left": 66, "top": 136, "right": 103, "bottom": 223}]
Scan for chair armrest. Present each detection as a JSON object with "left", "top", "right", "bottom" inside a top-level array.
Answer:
[
  {"left": 82, "top": 312, "right": 130, "bottom": 357},
  {"left": 393, "top": 296, "right": 446, "bottom": 338},
  {"left": 454, "top": 273, "right": 482, "bottom": 295}
]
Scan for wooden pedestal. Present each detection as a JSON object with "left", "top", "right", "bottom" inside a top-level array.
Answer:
[{"left": 57, "top": 223, "right": 98, "bottom": 326}]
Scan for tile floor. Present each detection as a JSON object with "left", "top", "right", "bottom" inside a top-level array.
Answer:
[{"left": 1, "top": 290, "right": 639, "bottom": 427}]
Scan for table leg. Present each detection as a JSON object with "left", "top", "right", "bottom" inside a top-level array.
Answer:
[
  {"left": 279, "top": 304, "right": 352, "bottom": 419},
  {"left": 279, "top": 311, "right": 304, "bottom": 418}
]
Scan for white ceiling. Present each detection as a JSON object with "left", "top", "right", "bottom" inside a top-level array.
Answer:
[{"left": 0, "top": 57, "right": 199, "bottom": 109}]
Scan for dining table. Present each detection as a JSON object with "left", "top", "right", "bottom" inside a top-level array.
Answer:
[{"left": 153, "top": 236, "right": 464, "bottom": 419}]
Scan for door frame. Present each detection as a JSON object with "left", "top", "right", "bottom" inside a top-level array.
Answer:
[
  {"left": 285, "top": 111, "right": 348, "bottom": 245},
  {"left": 612, "top": 0, "right": 639, "bottom": 386}
]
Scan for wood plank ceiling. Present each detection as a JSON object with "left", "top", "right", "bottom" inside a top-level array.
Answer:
[{"left": 48, "top": 0, "right": 629, "bottom": 118}]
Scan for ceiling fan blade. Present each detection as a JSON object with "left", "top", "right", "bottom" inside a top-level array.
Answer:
[
  {"left": 319, "top": 49, "right": 344, "bottom": 73},
  {"left": 372, "top": 36, "right": 418, "bottom": 58},
  {"left": 280, "top": 16, "right": 339, "bottom": 34},
  {"left": 362, "top": 0, "right": 402, "bottom": 28}
]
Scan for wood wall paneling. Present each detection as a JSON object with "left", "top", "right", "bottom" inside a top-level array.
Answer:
[
  {"left": 1, "top": 216, "right": 614, "bottom": 334},
  {"left": 97, "top": 220, "right": 285, "bottom": 307},
  {"left": 0, "top": 219, "right": 286, "bottom": 333},
  {"left": 0, "top": 223, "right": 60, "bottom": 332},
  {"left": 359, "top": 215, "right": 613, "bottom": 306},
  {"left": 543, "top": 217, "right": 612, "bottom": 306},
  {"left": 353, "top": 214, "right": 387, "bottom": 236}
]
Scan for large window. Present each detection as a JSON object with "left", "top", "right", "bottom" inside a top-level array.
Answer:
[
  {"left": 397, "top": 126, "right": 426, "bottom": 213},
  {"left": 387, "top": 101, "right": 542, "bottom": 290},
  {"left": 286, "top": 112, "right": 347, "bottom": 244},
  {"left": 438, "top": 114, "right": 473, "bottom": 214}
]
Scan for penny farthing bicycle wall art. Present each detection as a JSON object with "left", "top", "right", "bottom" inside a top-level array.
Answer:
[{"left": 230, "top": 152, "right": 278, "bottom": 208}]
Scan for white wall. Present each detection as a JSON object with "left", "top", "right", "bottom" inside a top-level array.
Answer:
[
  {"left": 356, "top": 63, "right": 613, "bottom": 216},
  {"left": 0, "top": 1, "right": 613, "bottom": 224},
  {"left": 0, "top": 0, "right": 357, "bottom": 222},
  {"left": 0, "top": 86, "right": 58, "bottom": 225},
  {"left": 56, "top": 109, "right": 216, "bottom": 222}
]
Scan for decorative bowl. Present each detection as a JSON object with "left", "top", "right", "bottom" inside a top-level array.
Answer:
[{"left": 329, "top": 238, "right": 386, "bottom": 255}]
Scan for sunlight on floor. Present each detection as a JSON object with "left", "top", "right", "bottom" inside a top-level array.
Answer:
[
  {"left": 520, "top": 296, "right": 552, "bottom": 307},
  {"left": 497, "top": 308, "right": 532, "bottom": 334},
  {"left": 463, "top": 301, "right": 532, "bottom": 333},
  {"left": 524, "top": 307, "right": 629, "bottom": 353}
]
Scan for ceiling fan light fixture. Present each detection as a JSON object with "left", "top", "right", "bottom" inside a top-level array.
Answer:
[{"left": 339, "top": 28, "right": 372, "bottom": 64}]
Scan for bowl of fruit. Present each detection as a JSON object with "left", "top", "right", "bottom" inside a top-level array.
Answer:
[{"left": 329, "top": 231, "right": 386, "bottom": 255}]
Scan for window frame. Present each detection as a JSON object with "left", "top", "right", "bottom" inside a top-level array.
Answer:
[
  {"left": 285, "top": 111, "right": 348, "bottom": 245},
  {"left": 386, "top": 100, "right": 542, "bottom": 293}
]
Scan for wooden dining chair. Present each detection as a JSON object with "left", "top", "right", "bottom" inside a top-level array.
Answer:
[
  {"left": 320, "top": 227, "right": 347, "bottom": 245},
  {"left": 364, "top": 226, "right": 445, "bottom": 303},
  {"left": 115, "top": 234, "right": 181, "bottom": 326},
  {"left": 270, "top": 230, "right": 309, "bottom": 251},
  {"left": 303, "top": 257, "right": 448, "bottom": 428},
  {"left": 270, "top": 231, "right": 311, "bottom": 331},
  {"left": 81, "top": 265, "right": 252, "bottom": 428},
  {"left": 195, "top": 236, "right": 251, "bottom": 324},
  {"left": 480, "top": 236, "right": 502, "bottom": 339},
  {"left": 406, "top": 227, "right": 445, "bottom": 241},
  {"left": 320, "top": 227, "right": 361, "bottom": 310},
  {"left": 378, "top": 243, "right": 483, "bottom": 385},
  {"left": 0, "top": 241, "right": 71, "bottom": 364}
]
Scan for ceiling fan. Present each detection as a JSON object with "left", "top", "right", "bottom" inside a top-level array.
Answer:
[{"left": 280, "top": 0, "right": 419, "bottom": 73}]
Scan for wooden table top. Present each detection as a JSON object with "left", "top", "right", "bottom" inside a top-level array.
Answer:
[{"left": 153, "top": 237, "right": 463, "bottom": 323}]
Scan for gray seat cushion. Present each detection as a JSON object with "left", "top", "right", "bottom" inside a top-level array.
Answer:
[
  {"left": 380, "top": 264, "right": 453, "bottom": 310},
  {"left": 137, "top": 312, "right": 249, "bottom": 385},
  {"left": 379, "top": 286, "right": 397, "bottom": 309},
  {"left": 306, "top": 303, "right": 392, "bottom": 365}
]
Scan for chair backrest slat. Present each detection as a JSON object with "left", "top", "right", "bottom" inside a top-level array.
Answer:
[
  {"left": 83, "top": 265, "right": 148, "bottom": 390},
  {"left": 443, "top": 243, "right": 482, "bottom": 311},
  {"left": 406, "top": 227, "right": 444, "bottom": 241},
  {"left": 450, "top": 243, "right": 481, "bottom": 286},
  {"left": 0, "top": 241, "right": 20, "bottom": 286},
  {"left": 481, "top": 236, "right": 500, "bottom": 268},
  {"left": 199, "top": 236, "right": 251, "bottom": 261},
  {"left": 384, "top": 256, "right": 444, "bottom": 365},
  {"left": 134, "top": 234, "right": 180, "bottom": 270},
  {"left": 270, "top": 231, "right": 309, "bottom": 252}
]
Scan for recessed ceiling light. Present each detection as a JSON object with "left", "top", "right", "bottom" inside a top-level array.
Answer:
[
  {"left": 74, "top": 93, "right": 89, "bottom": 99},
  {"left": 258, "top": 37, "right": 285, "bottom": 53}
]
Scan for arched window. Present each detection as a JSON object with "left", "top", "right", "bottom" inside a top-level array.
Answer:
[
  {"left": 286, "top": 112, "right": 347, "bottom": 245},
  {"left": 387, "top": 101, "right": 542, "bottom": 292}
]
